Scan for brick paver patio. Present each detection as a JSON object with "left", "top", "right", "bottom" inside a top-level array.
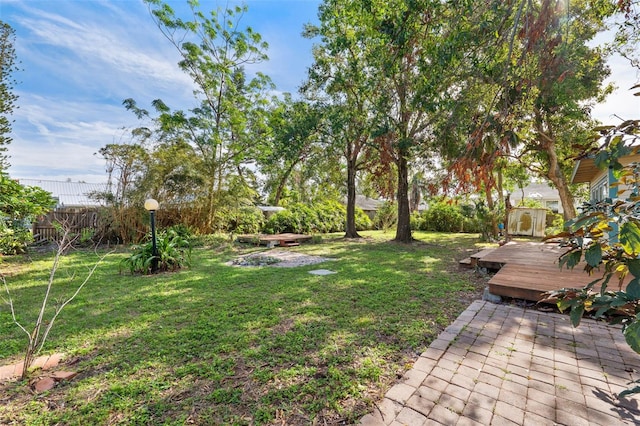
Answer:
[{"left": 360, "top": 300, "right": 640, "bottom": 425}]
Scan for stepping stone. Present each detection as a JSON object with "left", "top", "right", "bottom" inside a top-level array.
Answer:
[
  {"left": 309, "top": 269, "right": 336, "bottom": 276},
  {"left": 33, "top": 377, "right": 56, "bottom": 393},
  {"left": 51, "top": 371, "right": 77, "bottom": 381},
  {"left": 43, "top": 353, "right": 64, "bottom": 370}
]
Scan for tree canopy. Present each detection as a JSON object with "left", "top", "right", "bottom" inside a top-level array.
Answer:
[
  {"left": 94, "top": 0, "right": 633, "bottom": 242},
  {"left": 0, "top": 22, "right": 19, "bottom": 171}
]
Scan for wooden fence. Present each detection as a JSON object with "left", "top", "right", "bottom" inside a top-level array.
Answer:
[{"left": 32, "top": 210, "right": 100, "bottom": 243}]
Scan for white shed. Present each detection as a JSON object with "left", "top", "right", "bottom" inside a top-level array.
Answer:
[{"left": 508, "top": 208, "right": 547, "bottom": 237}]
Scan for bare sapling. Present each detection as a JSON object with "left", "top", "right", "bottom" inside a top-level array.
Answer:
[{"left": 1, "top": 224, "right": 111, "bottom": 380}]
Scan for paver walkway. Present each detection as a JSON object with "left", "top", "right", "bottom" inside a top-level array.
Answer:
[{"left": 360, "top": 301, "right": 640, "bottom": 425}]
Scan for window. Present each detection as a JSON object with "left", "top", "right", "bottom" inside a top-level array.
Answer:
[
  {"left": 591, "top": 176, "right": 608, "bottom": 202},
  {"left": 546, "top": 200, "right": 559, "bottom": 213}
]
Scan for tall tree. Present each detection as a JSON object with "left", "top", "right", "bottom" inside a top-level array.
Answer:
[
  {"left": 507, "top": 0, "right": 614, "bottom": 220},
  {"left": 304, "top": 2, "right": 380, "bottom": 238},
  {"left": 372, "top": 0, "right": 480, "bottom": 242},
  {"left": 443, "top": 0, "right": 614, "bottom": 222},
  {"left": 143, "top": 1, "right": 273, "bottom": 230},
  {"left": 613, "top": 0, "right": 640, "bottom": 71},
  {"left": 0, "top": 22, "right": 19, "bottom": 170},
  {"left": 309, "top": 0, "right": 466, "bottom": 243}
]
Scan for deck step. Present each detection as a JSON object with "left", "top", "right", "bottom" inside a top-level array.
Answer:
[{"left": 469, "top": 247, "right": 497, "bottom": 268}]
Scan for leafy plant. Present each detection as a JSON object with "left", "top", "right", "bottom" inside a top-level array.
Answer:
[
  {"left": 542, "top": 119, "right": 640, "bottom": 397},
  {"left": 0, "top": 224, "right": 33, "bottom": 255},
  {"left": 120, "top": 228, "right": 191, "bottom": 275},
  {"left": 0, "top": 174, "right": 55, "bottom": 254},
  {"left": 262, "top": 202, "right": 371, "bottom": 235},
  {"left": 223, "top": 206, "right": 265, "bottom": 234},
  {"left": 372, "top": 201, "right": 397, "bottom": 231}
]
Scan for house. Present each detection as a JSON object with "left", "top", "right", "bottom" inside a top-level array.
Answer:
[
  {"left": 18, "top": 179, "right": 109, "bottom": 211},
  {"left": 343, "top": 195, "right": 384, "bottom": 220},
  {"left": 509, "top": 182, "right": 564, "bottom": 214},
  {"left": 570, "top": 153, "right": 640, "bottom": 243},
  {"left": 570, "top": 152, "right": 640, "bottom": 202}
]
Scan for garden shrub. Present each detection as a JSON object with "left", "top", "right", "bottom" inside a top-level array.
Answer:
[
  {"left": 222, "top": 206, "right": 265, "bottom": 234},
  {"left": 263, "top": 204, "right": 314, "bottom": 234},
  {"left": 0, "top": 223, "right": 33, "bottom": 254},
  {"left": 313, "top": 200, "right": 345, "bottom": 233},
  {"left": 354, "top": 207, "right": 373, "bottom": 231},
  {"left": 544, "top": 210, "right": 565, "bottom": 235},
  {"left": 262, "top": 201, "right": 372, "bottom": 234},
  {"left": 415, "top": 201, "right": 464, "bottom": 232},
  {"left": 120, "top": 228, "right": 191, "bottom": 275},
  {"left": 373, "top": 201, "right": 397, "bottom": 231}
]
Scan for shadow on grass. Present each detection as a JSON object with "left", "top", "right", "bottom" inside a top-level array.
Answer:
[{"left": 1, "top": 234, "right": 485, "bottom": 424}]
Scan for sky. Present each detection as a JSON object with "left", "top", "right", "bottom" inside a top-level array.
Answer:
[{"left": 1, "top": 0, "right": 639, "bottom": 184}]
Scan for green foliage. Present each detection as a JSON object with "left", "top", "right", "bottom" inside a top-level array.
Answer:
[
  {"left": 411, "top": 201, "right": 480, "bottom": 233},
  {"left": 263, "top": 203, "right": 314, "bottom": 234},
  {"left": 545, "top": 211, "right": 565, "bottom": 235},
  {"left": 543, "top": 120, "right": 640, "bottom": 397},
  {"left": 421, "top": 202, "right": 464, "bottom": 233},
  {"left": 354, "top": 207, "right": 373, "bottom": 232},
  {"left": 120, "top": 229, "right": 191, "bottom": 275},
  {"left": 372, "top": 201, "right": 397, "bottom": 231},
  {"left": 221, "top": 206, "right": 264, "bottom": 234},
  {"left": 0, "top": 224, "right": 33, "bottom": 255},
  {"left": 262, "top": 201, "right": 371, "bottom": 235},
  {"left": 0, "top": 174, "right": 55, "bottom": 254}
]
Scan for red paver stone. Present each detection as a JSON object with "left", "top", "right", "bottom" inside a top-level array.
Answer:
[
  {"left": 33, "top": 376, "right": 56, "bottom": 393},
  {"left": 51, "top": 371, "right": 78, "bottom": 381}
]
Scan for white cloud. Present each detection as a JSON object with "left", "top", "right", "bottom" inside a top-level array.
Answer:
[
  {"left": 4, "top": 1, "right": 199, "bottom": 183},
  {"left": 591, "top": 54, "right": 640, "bottom": 124},
  {"left": 12, "top": 1, "right": 195, "bottom": 104},
  {"left": 8, "top": 94, "right": 138, "bottom": 183}
]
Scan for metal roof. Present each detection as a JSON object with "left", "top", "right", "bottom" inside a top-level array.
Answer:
[{"left": 18, "top": 179, "right": 109, "bottom": 208}]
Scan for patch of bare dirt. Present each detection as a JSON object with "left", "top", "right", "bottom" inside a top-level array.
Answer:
[{"left": 229, "top": 249, "right": 335, "bottom": 268}]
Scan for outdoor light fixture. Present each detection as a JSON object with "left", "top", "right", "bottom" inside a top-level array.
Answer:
[{"left": 144, "top": 198, "right": 159, "bottom": 273}]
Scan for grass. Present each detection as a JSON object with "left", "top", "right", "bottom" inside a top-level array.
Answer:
[{"left": 0, "top": 230, "right": 487, "bottom": 425}]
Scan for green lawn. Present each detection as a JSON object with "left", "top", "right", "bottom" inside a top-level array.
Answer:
[{"left": 0, "top": 231, "right": 486, "bottom": 425}]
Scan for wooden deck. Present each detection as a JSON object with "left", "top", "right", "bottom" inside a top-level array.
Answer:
[
  {"left": 236, "top": 233, "right": 313, "bottom": 248},
  {"left": 473, "top": 242, "right": 626, "bottom": 302}
]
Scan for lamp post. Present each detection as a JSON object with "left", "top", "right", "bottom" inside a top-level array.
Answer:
[{"left": 144, "top": 198, "right": 159, "bottom": 273}]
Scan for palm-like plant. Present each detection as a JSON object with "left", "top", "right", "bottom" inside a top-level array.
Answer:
[{"left": 120, "top": 228, "right": 191, "bottom": 275}]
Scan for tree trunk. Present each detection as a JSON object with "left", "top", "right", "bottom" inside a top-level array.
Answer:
[
  {"left": 273, "top": 162, "right": 298, "bottom": 206},
  {"left": 547, "top": 163, "right": 577, "bottom": 221},
  {"left": 536, "top": 112, "right": 577, "bottom": 221},
  {"left": 394, "top": 153, "right": 412, "bottom": 243},
  {"left": 484, "top": 176, "right": 498, "bottom": 239},
  {"left": 543, "top": 140, "right": 576, "bottom": 221},
  {"left": 344, "top": 157, "right": 361, "bottom": 238}
]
